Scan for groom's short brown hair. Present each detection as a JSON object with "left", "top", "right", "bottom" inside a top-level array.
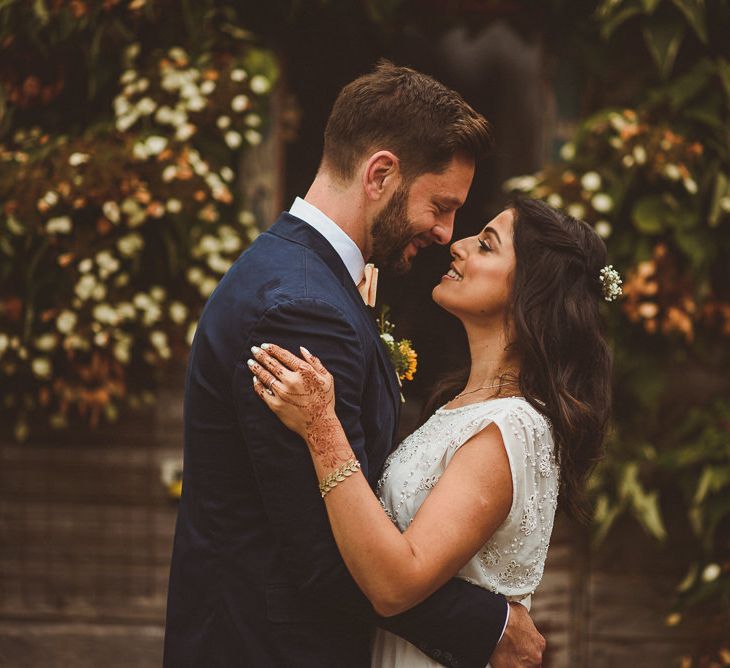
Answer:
[{"left": 321, "top": 60, "right": 492, "bottom": 183}]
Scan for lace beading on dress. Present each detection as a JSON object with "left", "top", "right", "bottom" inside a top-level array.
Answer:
[{"left": 371, "top": 397, "right": 560, "bottom": 668}]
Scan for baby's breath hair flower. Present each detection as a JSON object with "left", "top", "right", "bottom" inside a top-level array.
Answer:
[{"left": 599, "top": 264, "right": 623, "bottom": 302}]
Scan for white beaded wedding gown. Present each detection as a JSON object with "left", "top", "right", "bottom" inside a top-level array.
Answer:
[{"left": 371, "top": 396, "right": 559, "bottom": 668}]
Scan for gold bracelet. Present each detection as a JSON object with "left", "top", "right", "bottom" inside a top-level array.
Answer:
[{"left": 319, "top": 458, "right": 361, "bottom": 498}]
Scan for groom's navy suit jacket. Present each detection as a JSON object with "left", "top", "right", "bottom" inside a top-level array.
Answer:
[{"left": 163, "top": 213, "right": 508, "bottom": 667}]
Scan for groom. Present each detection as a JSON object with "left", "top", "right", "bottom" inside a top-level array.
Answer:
[{"left": 164, "top": 61, "right": 545, "bottom": 667}]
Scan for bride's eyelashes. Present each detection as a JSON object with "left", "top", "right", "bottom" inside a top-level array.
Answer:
[{"left": 478, "top": 238, "right": 492, "bottom": 252}]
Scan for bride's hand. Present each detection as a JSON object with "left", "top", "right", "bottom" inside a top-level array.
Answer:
[{"left": 248, "top": 343, "right": 336, "bottom": 440}]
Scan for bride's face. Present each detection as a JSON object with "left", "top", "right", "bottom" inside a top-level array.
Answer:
[{"left": 432, "top": 209, "right": 516, "bottom": 320}]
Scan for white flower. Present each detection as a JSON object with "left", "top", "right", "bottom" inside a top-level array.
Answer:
[
  {"left": 114, "top": 342, "right": 130, "bottom": 364},
  {"left": 380, "top": 333, "right": 395, "bottom": 345},
  {"left": 42, "top": 190, "right": 59, "bottom": 207},
  {"left": 231, "top": 95, "right": 249, "bottom": 113},
  {"left": 504, "top": 175, "right": 537, "bottom": 192},
  {"left": 591, "top": 193, "right": 614, "bottom": 213},
  {"left": 560, "top": 142, "right": 575, "bottom": 161},
  {"left": 166, "top": 198, "right": 182, "bottom": 214},
  {"left": 120, "top": 69, "right": 137, "bottom": 85},
  {"left": 633, "top": 145, "right": 647, "bottom": 164},
  {"left": 93, "top": 303, "right": 119, "bottom": 325},
  {"left": 168, "top": 46, "right": 188, "bottom": 62},
  {"left": 161, "top": 71, "right": 185, "bottom": 92},
  {"left": 181, "top": 82, "right": 199, "bottom": 99},
  {"left": 35, "top": 333, "right": 58, "bottom": 351},
  {"left": 186, "top": 267, "right": 204, "bottom": 285},
  {"left": 0, "top": 333, "right": 8, "bottom": 354},
  {"left": 91, "top": 284, "right": 106, "bottom": 301},
  {"left": 117, "top": 233, "right": 144, "bottom": 257},
  {"left": 581, "top": 171, "right": 602, "bottom": 191},
  {"left": 133, "top": 292, "right": 153, "bottom": 310},
  {"left": 220, "top": 231, "right": 242, "bottom": 254},
  {"left": 207, "top": 253, "right": 232, "bottom": 274},
  {"left": 245, "top": 129, "right": 262, "bottom": 146},
  {"left": 193, "top": 159, "right": 210, "bottom": 176},
  {"left": 238, "top": 210, "right": 255, "bottom": 227},
  {"left": 150, "top": 285, "right": 167, "bottom": 302},
  {"left": 186, "top": 96, "right": 207, "bottom": 112},
  {"left": 175, "top": 123, "right": 196, "bottom": 141},
  {"left": 136, "top": 97, "right": 157, "bottom": 115},
  {"left": 162, "top": 165, "right": 178, "bottom": 182},
  {"left": 245, "top": 113, "right": 262, "bottom": 128},
  {"left": 216, "top": 115, "right": 231, "bottom": 129},
  {"left": 224, "top": 131, "right": 242, "bottom": 149},
  {"left": 136, "top": 77, "right": 149, "bottom": 93},
  {"left": 142, "top": 303, "right": 162, "bottom": 325},
  {"left": 155, "top": 106, "right": 175, "bottom": 125},
  {"left": 116, "top": 302, "right": 135, "bottom": 320},
  {"left": 220, "top": 166, "right": 234, "bottom": 182},
  {"left": 169, "top": 301, "right": 188, "bottom": 324},
  {"left": 115, "top": 111, "right": 139, "bottom": 132},
  {"left": 199, "top": 277, "right": 218, "bottom": 297},
  {"left": 546, "top": 193, "right": 563, "bottom": 208},
  {"left": 250, "top": 75, "right": 271, "bottom": 94},
  {"left": 124, "top": 43, "right": 140, "bottom": 63},
  {"left": 46, "top": 216, "right": 72, "bottom": 234},
  {"left": 95, "top": 250, "right": 119, "bottom": 272},
  {"left": 230, "top": 68, "right": 247, "bottom": 82},
  {"left": 103, "top": 201, "right": 121, "bottom": 223},
  {"left": 198, "top": 235, "right": 221, "bottom": 254},
  {"left": 32, "top": 357, "right": 52, "bottom": 379},
  {"left": 200, "top": 80, "right": 216, "bottom": 95},
  {"left": 720, "top": 196, "right": 730, "bottom": 213},
  {"left": 145, "top": 135, "right": 168, "bottom": 155},
  {"left": 663, "top": 164, "right": 681, "bottom": 181},
  {"left": 69, "top": 152, "right": 90, "bottom": 166},
  {"left": 132, "top": 142, "right": 148, "bottom": 160},
  {"left": 702, "top": 563, "right": 721, "bottom": 582},
  {"left": 683, "top": 178, "right": 698, "bottom": 194},
  {"left": 622, "top": 154, "right": 635, "bottom": 168},
  {"left": 150, "top": 330, "right": 168, "bottom": 351},
  {"left": 567, "top": 203, "right": 586, "bottom": 220},
  {"left": 594, "top": 220, "right": 612, "bottom": 238},
  {"left": 56, "top": 310, "right": 77, "bottom": 334}
]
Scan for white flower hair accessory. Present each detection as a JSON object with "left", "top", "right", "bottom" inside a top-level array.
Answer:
[{"left": 599, "top": 264, "right": 623, "bottom": 302}]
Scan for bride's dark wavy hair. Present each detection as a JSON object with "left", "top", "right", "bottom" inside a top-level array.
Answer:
[{"left": 424, "top": 197, "right": 613, "bottom": 520}]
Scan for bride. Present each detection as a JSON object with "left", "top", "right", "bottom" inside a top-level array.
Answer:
[{"left": 248, "top": 197, "right": 616, "bottom": 667}]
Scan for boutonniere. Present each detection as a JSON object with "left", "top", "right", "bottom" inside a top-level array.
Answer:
[{"left": 377, "top": 306, "right": 417, "bottom": 402}]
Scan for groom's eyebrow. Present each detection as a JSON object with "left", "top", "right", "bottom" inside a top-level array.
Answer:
[{"left": 434, "top": 195, "right": 463, "bottom": 209}]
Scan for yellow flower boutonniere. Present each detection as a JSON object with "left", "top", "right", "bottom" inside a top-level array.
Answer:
[{"left": 378, "top": 306, "right": 417, "bottom": 400}]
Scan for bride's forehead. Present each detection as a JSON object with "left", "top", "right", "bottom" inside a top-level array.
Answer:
[{"left": 481, "top": 209, "right": 514, "bottom": 234}]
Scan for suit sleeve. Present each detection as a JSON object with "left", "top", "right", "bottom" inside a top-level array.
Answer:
[{"left": 232, "top": 298, "right": 508, "bottom": 668}]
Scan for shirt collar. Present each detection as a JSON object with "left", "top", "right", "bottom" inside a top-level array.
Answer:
[{"left": 289, "top": 197, "right": 365, "bottom": 285}]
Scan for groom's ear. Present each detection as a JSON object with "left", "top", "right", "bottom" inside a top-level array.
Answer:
[{"left": 362, "top": 150, "right": 401, "bottom": 201}]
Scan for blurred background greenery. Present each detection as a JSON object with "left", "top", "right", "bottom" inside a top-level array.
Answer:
[{"left": 0, "top": 1, "right": 728, "bottom": 666}]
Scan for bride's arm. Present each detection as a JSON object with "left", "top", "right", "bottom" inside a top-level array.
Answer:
[{"left": 249, "top": 343, "right": 512, "bottom": 617}]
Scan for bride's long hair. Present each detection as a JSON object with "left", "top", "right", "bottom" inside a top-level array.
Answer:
[{"left": 424, "top": 197, "right": 613, "bottom": 520}]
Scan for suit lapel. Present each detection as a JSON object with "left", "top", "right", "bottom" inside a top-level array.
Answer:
[{"left": 267, "top": 213, "right": 401, "bottom": 417}]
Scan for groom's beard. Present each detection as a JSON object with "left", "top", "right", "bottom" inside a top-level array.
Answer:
[{"left": 370, "top": 185, "right": 417, "bottom": 275}]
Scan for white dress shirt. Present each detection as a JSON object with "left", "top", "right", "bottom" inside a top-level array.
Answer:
[{"left": 289, "top": 197, "right": 365, "bottom": 286}]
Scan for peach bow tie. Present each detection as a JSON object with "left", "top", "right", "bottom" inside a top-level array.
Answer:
[{"left": 357, "top": 263, "right": 379, "bottom": 307}]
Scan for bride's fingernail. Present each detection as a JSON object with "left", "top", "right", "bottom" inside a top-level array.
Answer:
[
  {"left": 251, "top": 346, "right": 261, "bottom": 355},
  {"left": 246, "top": 359, "right": 255, "bottom": 368},
  {"left": 252, "top": 376, "right": 258, "bottom": 384},
  {"left": 261, "top": 343, "right": 271, "bottom": 350},
  {"left": 300, "top": 346, "right": 311, "bottom": 356}
]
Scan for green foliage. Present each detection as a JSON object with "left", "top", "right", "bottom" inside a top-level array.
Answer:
[{"left": 508, "top": 0, "right": 730, "bottom": 660}]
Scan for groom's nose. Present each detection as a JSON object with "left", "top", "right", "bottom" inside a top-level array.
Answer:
[{"left": 431, "top": 214, "right": 455, "bottom": 245}]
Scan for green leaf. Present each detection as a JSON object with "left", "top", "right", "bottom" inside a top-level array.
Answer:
[
  {"left": 632, "top": 195, "right": 667, "bottom": 234},
  {"left": 602, "top": 6, "right": 644, "bottom": 40},
  {"left": 32, "top": 0, "right": 49, "bottom": 25},
  {"left": 669, "top": 0, "right": 708, "bottom": 43},
  {"left": 641, "top": 0, "right": 662, "bottom": 11},
  {"left": 642, "top": 17, "right": 685, "bottom": 79},
  {"left": 708, "top": 171, "right": 729, "bottom": 227}
]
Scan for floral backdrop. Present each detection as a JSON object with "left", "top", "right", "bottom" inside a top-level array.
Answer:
[{"left": 0, "top": 1, "right": 277, "bottom": 441}]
